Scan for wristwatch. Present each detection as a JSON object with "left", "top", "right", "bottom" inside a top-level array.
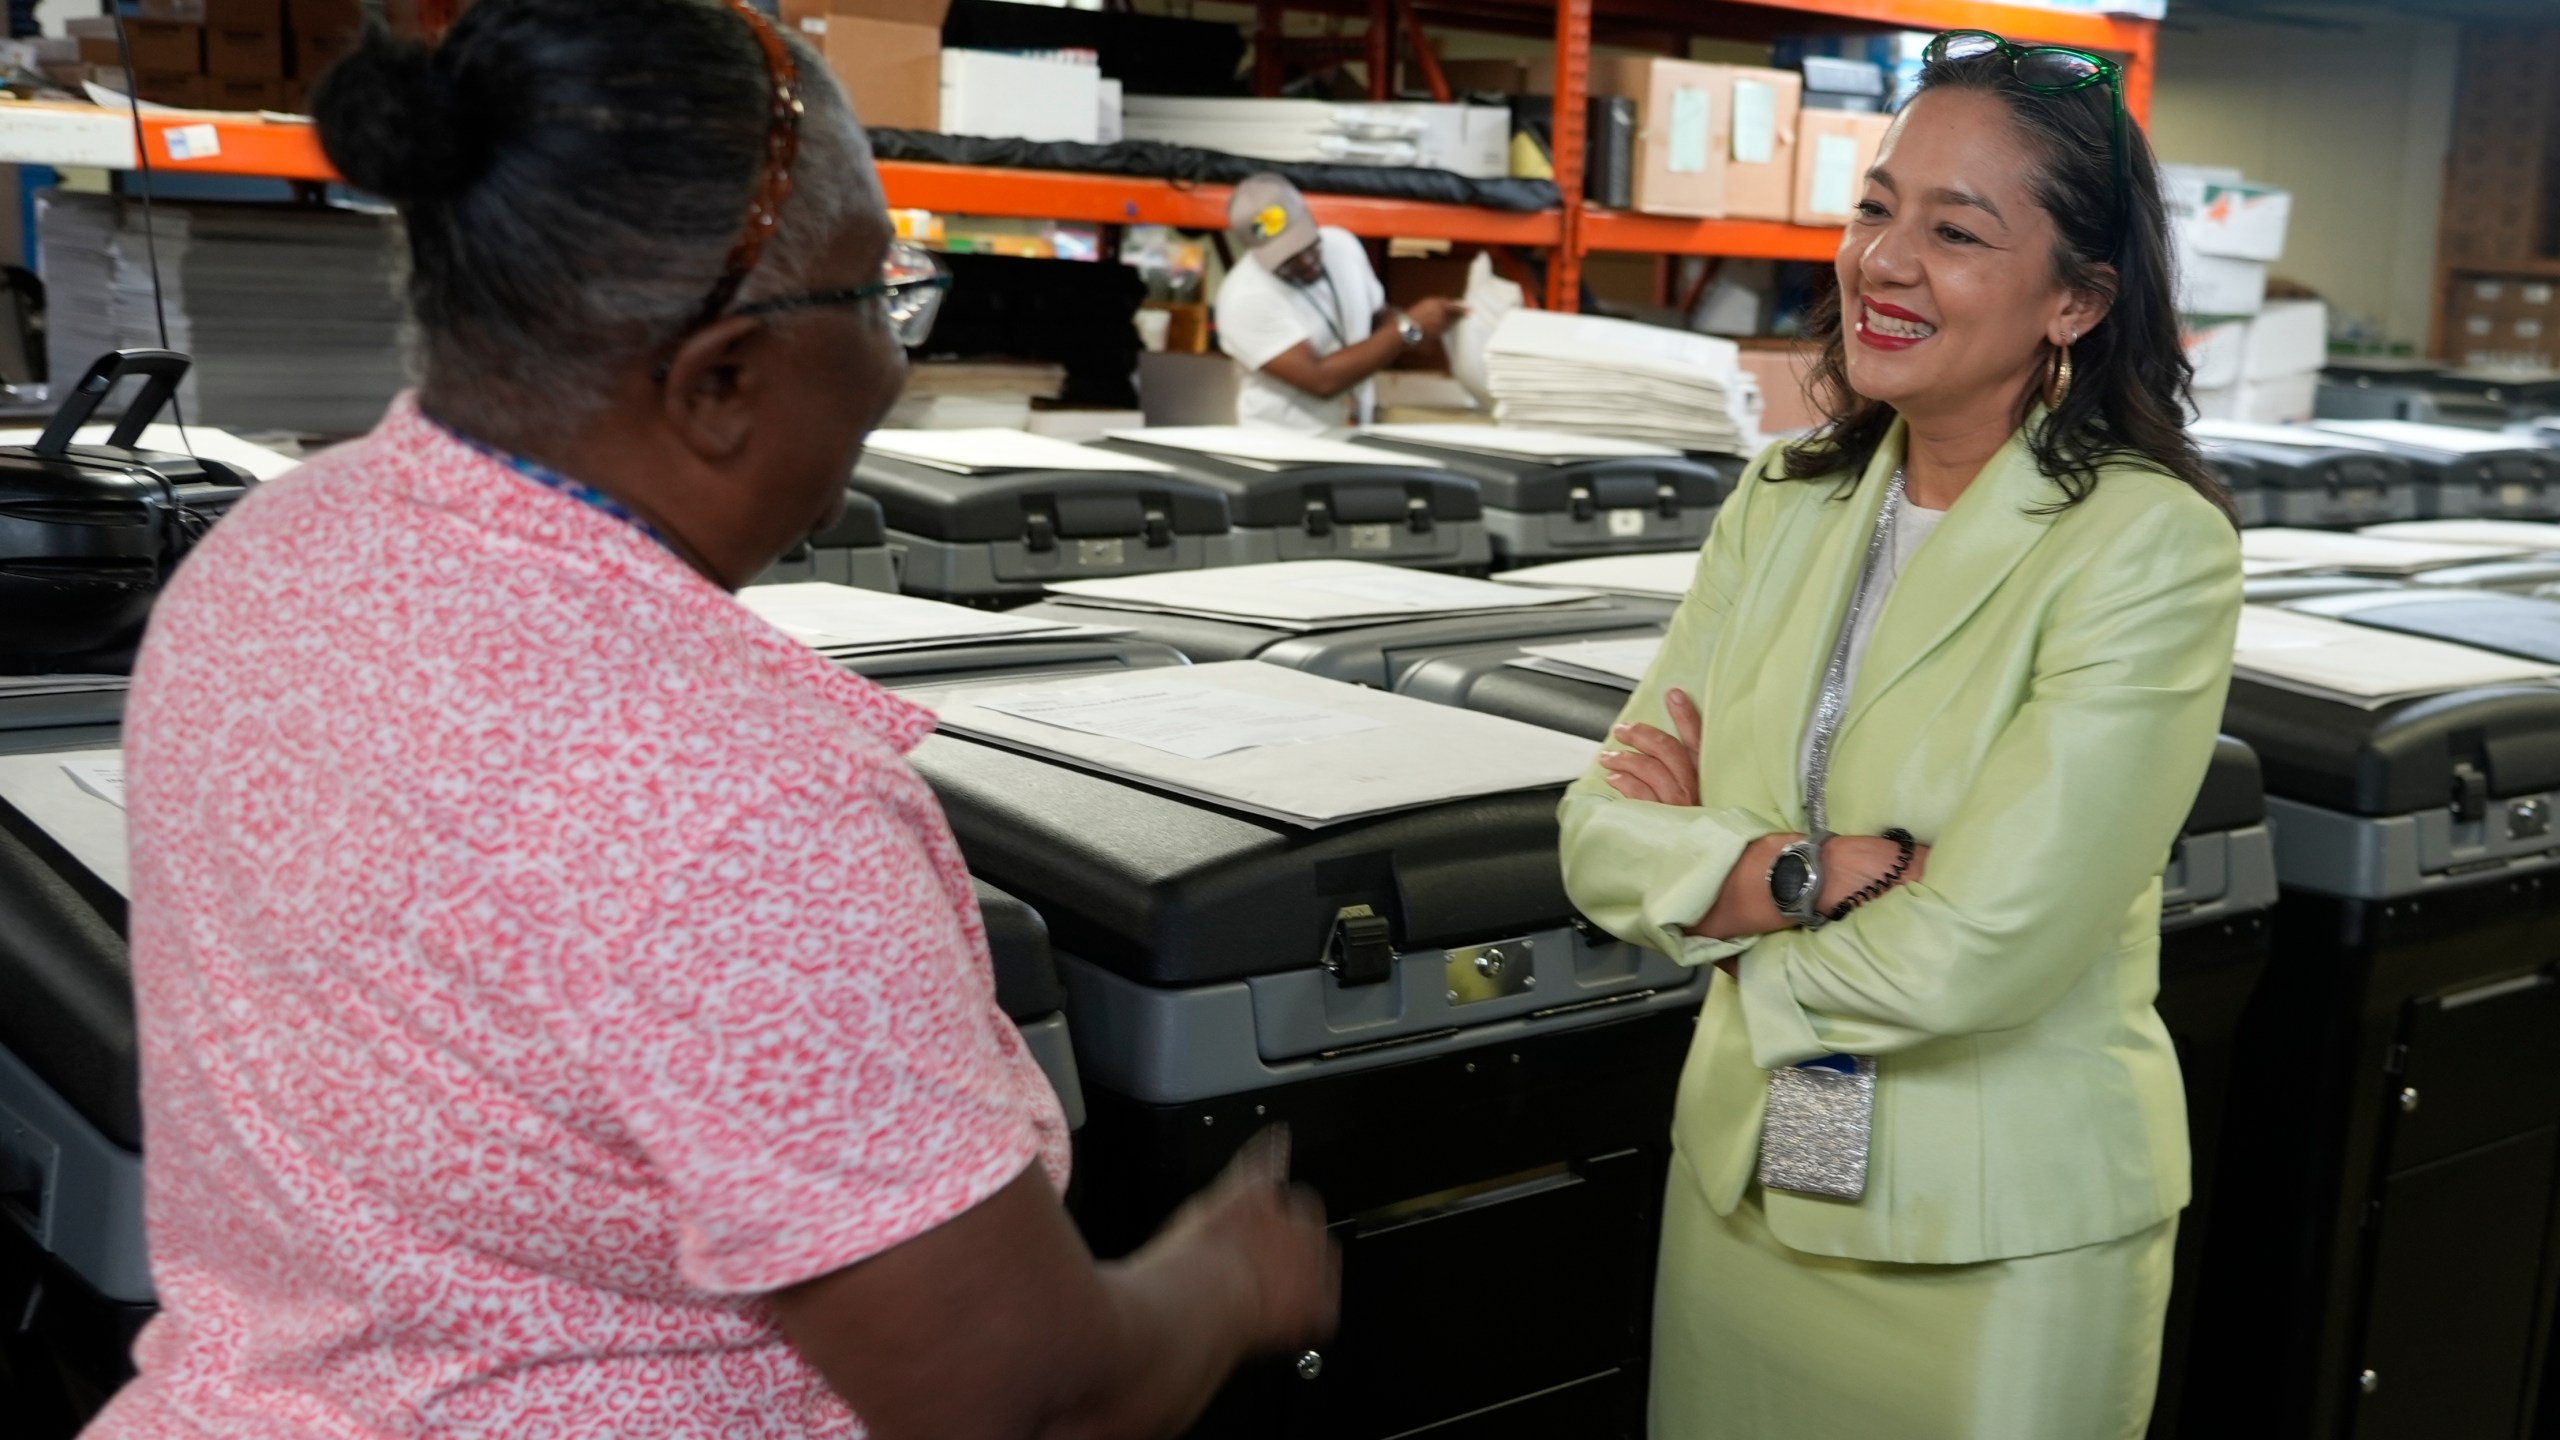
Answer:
[
  {"left": 1392, "top": 309, "right": 1425, "bottom": 348},
  {"left": 1768, "top": 830, "right": 1831, "bottom": 929}
]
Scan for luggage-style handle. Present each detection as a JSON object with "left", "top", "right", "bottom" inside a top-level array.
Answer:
[{"left": 33, "top": 349, "right": 192, "bottom": 460}]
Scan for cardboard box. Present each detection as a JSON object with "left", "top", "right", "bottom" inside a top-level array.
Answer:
[
  {"left": 287, "top": 0, "right": 362, "bottom": 35},
  {"left": 201, "top": 75, "right": 284, "bottom": 110},
  {"left": 1738, "top": 339, "right": 1823, "bottom": 434},
  {"left": 1589, "top": 60, "right": 1803, "bottom": 220},
  {"left": 124, "top": 21, "right": 204, "bottom": 74},
  {"left": 940, "top": 49, "right": 1099, "bottom": 144},
  {"left": 206, "top": 0, "right": 283, "bottom": 26},
  {"left": 2242, "top": 299, "right": 2328, "bottom": 381},
  {"left": 781, "top": 0, "right": 951, "bottom": 133},
  {"left": 296, "top": 29, "right": 355, "bottom": 81},
  {"left": 1439, "top": 58, "right": 1550, "bottom": 96},
  {"left": 2163, "top": 164, "right": 2292, "bottom": 263},
  {"left": 1792, "top": 109, "right": 1890, "bottom": 226},
  {"left": 77, "top": 36, "right": 124, "bottom": 68},
  {"left": 139, "top": 0, "right": 208, "bottom": 19},
  {"left": 2177, "top": 229, "right": 2268, "bottom": 317},
  {"left": 135, "top": 71, "right": 209, "bottom": 107},
  {"left": 2182, "top": 318, "right": 2248, "bottom": 391},
  {"left": 207, "top": 26, "right": 286, "bottom": 81}
]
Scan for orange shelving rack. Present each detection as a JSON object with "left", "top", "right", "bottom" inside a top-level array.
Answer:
[{"left": 2, "top": 0, "right": 2154, "bottom": 311}]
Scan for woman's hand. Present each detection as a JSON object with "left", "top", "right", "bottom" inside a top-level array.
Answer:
[{"left": 1599, "top": 689, "right": 1704, "bottom": 806}]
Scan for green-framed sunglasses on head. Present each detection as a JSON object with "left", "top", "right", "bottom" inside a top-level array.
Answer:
[{"left": 1922, "top": 29, "right": 2130, "bottom": 201}]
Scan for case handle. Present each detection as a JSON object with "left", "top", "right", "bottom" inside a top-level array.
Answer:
[{"left": 34, "top": 349, "right": 192, "bottom": 460}]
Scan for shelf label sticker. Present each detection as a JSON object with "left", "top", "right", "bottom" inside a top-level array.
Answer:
[
  {"left": 1667, "top": 87, "right": 1709, "bottom": 174},
  {"left": 164, "top": 123, "right": 221, "bottom": 162},
  {"left": 1732, "top": 81, "right": 1776, "bottom": 166},
  {"left": 1810, "top": 133, "right": 1859, "bottom": 217}
]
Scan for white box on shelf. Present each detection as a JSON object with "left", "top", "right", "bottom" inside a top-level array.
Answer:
[
  {"left": 940, "top": 49, "right": 1101, "bottom": 144},
  {"left": 2163, "top": 164, "right": 2293, "bottom": 262},
  {"left": 1391, "top": 103, "right": 1511, "bottom": 179},
  {"left": 2243, "top": 300, "right": 2329, "bottom": 381},
  {"left": 1098, "top": 77, "right": 1123, "bottom": 145},
  {"left": 2183, "top": 318, "right": 2248, "bottom": 391},
  {"left": 2177, "top": 233, "right": 2268, "bottom": 318},
  {"left": 2192, "top": 371, "right": 2320, "bottom": 426}
]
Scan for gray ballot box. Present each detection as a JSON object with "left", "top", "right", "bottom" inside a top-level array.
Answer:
[{"left": 1347, "top": 424, "right": 1738, "bottom": 568}]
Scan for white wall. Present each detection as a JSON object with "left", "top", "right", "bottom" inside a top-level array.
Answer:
[{"left": 2148, "top": 5, "right": 2459, "bottom": 350}]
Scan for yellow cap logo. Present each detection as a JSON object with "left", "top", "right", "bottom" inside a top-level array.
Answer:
[{"left": 1254, "top": 205, "right": 1289, "bottom": 239}]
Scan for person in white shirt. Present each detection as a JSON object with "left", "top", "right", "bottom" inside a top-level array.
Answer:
[{"left": 1212, "top": 173, "right": 1464, "bottom": 433}]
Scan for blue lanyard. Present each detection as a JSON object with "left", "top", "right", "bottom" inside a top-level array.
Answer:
[{"left": 439, "top": 421, "right": 676, "bottom": 554}]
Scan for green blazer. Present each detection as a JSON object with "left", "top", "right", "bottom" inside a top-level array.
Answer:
[{"left": 1559, "top": 416, "right": 2242, "bottom": 1266}]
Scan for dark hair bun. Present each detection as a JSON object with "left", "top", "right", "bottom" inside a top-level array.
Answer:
[{"left": 312, "top": 27, "right": 495, "bottom": 203}]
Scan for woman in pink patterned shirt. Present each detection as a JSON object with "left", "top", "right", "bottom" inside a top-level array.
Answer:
[{"left": 84, "top": 3, "right": 1335, "bottom": 1437}]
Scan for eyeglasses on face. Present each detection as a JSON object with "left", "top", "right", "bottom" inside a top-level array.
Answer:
[
  {"left": 1923, "top": 29, "right": 2130, "bottom": 199},
  {"left": 731, "top": 240, "right": 953, "bottom": 348}
]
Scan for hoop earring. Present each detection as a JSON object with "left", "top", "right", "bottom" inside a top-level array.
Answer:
[{"left": 2044, "top": 342, "right": 2075, "bottom": 410}]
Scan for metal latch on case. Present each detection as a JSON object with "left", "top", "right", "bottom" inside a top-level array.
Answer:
[
  {"left": 1405, "top": 495, "right": 1435, "bottom": 534},
  {"left": 1326, "top": 904, "right": 1396, "bottom": 987},
  {"left": 2451, "top": 760, "right": 2488, "bottom": 824},
  {"left": 1656, "top": 481, "right": 1681, "bottom": 518},
  {"left": 1142, "top": 506, "right": 1173, "bottom": 547},
  {"left": 1024, "top": 511, "right": 1058, "bottom": 554},
  {"left": 1302, "top": 498, "right": 1334, "bottom": 537}
]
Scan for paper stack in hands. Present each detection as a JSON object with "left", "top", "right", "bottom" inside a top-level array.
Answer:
[
  {"left": 901, "top": 660, "right": 1599, "bottom": 827},
  {"left": 1483, "top": 310, "right": 1751, "bottom": 455}
]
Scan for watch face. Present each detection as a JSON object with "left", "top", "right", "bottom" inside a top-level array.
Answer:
[{"left": 1770, "top": 851, "right": 1811, "bottom": 908}]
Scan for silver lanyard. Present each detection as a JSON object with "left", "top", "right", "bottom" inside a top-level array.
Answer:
[{"left": 1803, "top": 468, "right": 1908, "bottom": 836}]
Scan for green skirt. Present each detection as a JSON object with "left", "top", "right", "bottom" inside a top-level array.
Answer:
[{"left": 1650, "top": 1151, "right": 2177, "bottom": 1440}]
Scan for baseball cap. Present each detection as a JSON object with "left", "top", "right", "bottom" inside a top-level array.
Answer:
[{"left": 1227, "top": 173, "right": 1319, "bottom": 269}]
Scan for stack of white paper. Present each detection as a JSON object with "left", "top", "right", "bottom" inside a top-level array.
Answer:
[
  {"left": 1048, "top": 559, "right": 1600, "bottom": 631},
  {"left": 904, "top": 661, "right": 1598, "bottom": 826},
  {"left": 40, "top": 192, "right": 404, "bottom": 436},
  {"left": 0, "top": 748, "right": 130, "bottom": 896},
  {"left": 2361, "top": 519, "right": 2560, "bottom": 552},
  {"left": 2240, "top": 527, "right": 2528, "bottom": 576},
  {"left": 1106, "top": 425, "right": 1446, "bottom": 472},
  {"left": 1359, "top": 423, "right": 1681, "bottom": 461},
  {"left": 736, "top": 583, "right": 1128, "bottom": 659},
  {"left": 1483, "top": 311, "right": 1748, "bottom": 455},
  {"left": 2233, "top": 606, "right": 2560, "bottom": 708},
  {"left": 883, "top": 361, "right": 1066, "bottom": 432},
  {"left": 865, "top": 428, "right": 1174, "bottom": 475},
  {"left": 1494, "top": 551, "right": 1700, "bottom": 599},
  {"left": 1506, "top": 637, "right": 1664, "bottom": 691}
]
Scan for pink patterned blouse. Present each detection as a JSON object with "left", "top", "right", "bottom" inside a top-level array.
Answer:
[{"left": 89, "top": 395, "right": 1070, "bottom": 1439}]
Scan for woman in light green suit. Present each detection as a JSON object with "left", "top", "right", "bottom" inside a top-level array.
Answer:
[{"left": 1560, "top": 35, "right": 2244, "bottom": 1440}]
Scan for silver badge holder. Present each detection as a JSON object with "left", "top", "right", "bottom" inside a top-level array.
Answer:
[{"left": 1754, "top": 469, "right": 1906, "bottom": 1203}]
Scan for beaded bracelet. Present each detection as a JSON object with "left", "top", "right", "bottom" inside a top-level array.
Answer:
[{"left": 1824, "top": 827, "right": 1917, "bottom": 924}]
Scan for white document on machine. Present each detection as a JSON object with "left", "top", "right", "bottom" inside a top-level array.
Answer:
[
  {"left": 2361, "top": 519, "right": 2560, "bottom": 552},
  {"left": 2233, "top": 607, "right": 2560, "bottom": 707},
  {"left": 1049, "top": 559, "right": 1598, "bottom": 629},
  {"left": 2311, "top": 420, "right": 2542, "bottom": 455},
  {"left": 907, "top": 662, "right": 1598, "bottom": 826},
  {"left": 2239, "top": 527, "right": 2529, "bottom": 576},
  {"left": 1495, "top": 551, "right": 1700, "bottom": 599},
  {"left": 1507, "top": 637, "right": 1664, "bottom": 690},
  {"left": 978, "top": 679, "right": 1385, "bottom": 760},
  {"left": 737, "top": 582, "right": 1119, "bottom": 655},
  {"left": 1103, "top": 425, "right": 1444, "bottom": 470},
  {"left": 861, "top": 428, "right": 1177, "bottom": 474},
  {"left": 2191, "top": 420, "right": 2394, "bottom": 453},
  {"left": 0, "top": 423, "right": 302, "bottom": 479},
  {"left": 0, "top": 747, "right": 131, "bottom": 896},
  {"left": 1358, "top": 423, "right": 1679, "bottom": 460}
]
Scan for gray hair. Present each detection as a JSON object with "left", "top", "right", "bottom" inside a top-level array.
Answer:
[{"left": 314, "top": 0, "right": 879, "bottom": 447}]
